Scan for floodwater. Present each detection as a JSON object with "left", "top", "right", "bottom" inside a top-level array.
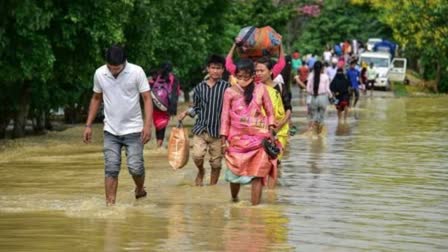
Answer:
[{"left": 1, "top": 91, "right": 447, "bottom": 251}]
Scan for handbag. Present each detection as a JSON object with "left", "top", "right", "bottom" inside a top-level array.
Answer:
[
  {"left": 262, "top": 138, "right": 280, "bottom": 159},
  {"left": 329, "top": 96, "right": 339, "bottom": 105}
]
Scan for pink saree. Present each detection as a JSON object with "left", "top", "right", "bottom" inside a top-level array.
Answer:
[{"left": 220, "top": 83, "right": 277, "bottom": 181}]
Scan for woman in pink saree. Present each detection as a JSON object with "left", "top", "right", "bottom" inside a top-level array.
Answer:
[{"left": 220, "top": 59, "right": 277, "bottom": 205}]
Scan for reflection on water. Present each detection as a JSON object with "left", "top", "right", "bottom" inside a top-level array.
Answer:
[
  {"left": 335, "top": 122, "right": 351, "bottom": 136},
  {"left": 1, "top": 95, "right": 448, "bottom": 251}
]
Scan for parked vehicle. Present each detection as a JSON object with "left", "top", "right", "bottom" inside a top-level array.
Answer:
[
  {"left": 366, "top": 38, "right": 382, "bottom": 51},
  {"left": 373, "top": 40, "right": 398, "bottom": 58},
  {"left": 388, "top": 58, "right": 407, "bottom": 82},
  {"left": 359, "top": 51, "right": 407, "bottom": 90}
]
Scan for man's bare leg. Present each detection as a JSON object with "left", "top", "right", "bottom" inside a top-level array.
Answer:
[
  {"left": 210, "top": 168, "right": 221, "bottom": 185},
  {"left": 251, "top": 178, "right": 263, "bottom": 205},
  {"left": 105, "top": 177, "right": 118, "bottom": 206},
  {"left": 230, "top": 183, "right": 240, "bottom": 202},
  {"left": 193, "top": 159, "right": 205, "bottom": 186},
  {"left": 132, "top": 175, "right": 146, "bottom": 199}
]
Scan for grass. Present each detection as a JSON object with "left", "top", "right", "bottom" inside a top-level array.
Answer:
[{"left": 392, "top": 82, "right": 408, "bottom": 97}]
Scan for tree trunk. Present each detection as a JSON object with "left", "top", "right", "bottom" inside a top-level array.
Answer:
[
  {"left": 183, "top": 89, "right": 190, "bottom": 103},
  {"left": 0, "top": 117, "right": 10, "bottom": 138},
  {"left": 64, "top": 104, "right": 84, "bottom": 124},
  {"left": 0, "top": 105, "right": 12, "bottom": 138},
  {"left": 12, "top": 82, "right": 32, "bottom": 138},
  {"left": 45, "top": 111, "right": 53, "bottom": 131},
  {"left": 434, "top": 60, "right": 441, "bottom": 93},
  {"left": 33, "top": 110, "right": 46, "bottom": 134}
]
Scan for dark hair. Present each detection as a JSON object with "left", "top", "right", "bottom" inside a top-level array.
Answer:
[
  {"left": 105, "top": 45, "right": 126, "bottom": 65},
  {"left": 313, "top": 61, "right": 323, "bottom": 96},
  {"left": 159, "top": 61, "right": 173, "bottom": 80},
  {"left": 256, "top": 56, "right": 276, "bottom": 80},
  {"left": 256, "top": 56, "right": 275, "bottom": 71},
  {"left": 236, "top": 59, "right": 255, "bottom": 105},
  {"left": 207, "top": 54, "right": 225, "bottom": 67},
  {"left": 148, "top": 69, "right": 158, "bottom": 79}
]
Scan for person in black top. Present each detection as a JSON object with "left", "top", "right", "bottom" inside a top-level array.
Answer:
[{"left": 330, "top": 68, "right": 351, "bottom": 123}]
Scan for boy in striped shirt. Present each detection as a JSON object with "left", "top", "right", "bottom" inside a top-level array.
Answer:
[{"left": 178, "top": 55, "right": 230, "bottom": 186}]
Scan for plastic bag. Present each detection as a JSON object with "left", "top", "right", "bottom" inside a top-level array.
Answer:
[{"left": 167, "top": 121, "right": 189, "bottom": 169}]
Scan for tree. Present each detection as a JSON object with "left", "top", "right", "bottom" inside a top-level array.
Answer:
[
  {"left": 48, "top": 0, "right": 133, "bottom": 123},
  {"left": 292, "top": 0, "right": 392, "bottom": 56},
  {"left": 0, "top": 0, "right": 56, "bottom": 137},
  {"left": 124, "top": 0, "right": 234, "bottom": 98},
  {"left": 2, "top": 0, "right": 340, "bottom": 139},
  {"left": 352, "top": 0, "right": 448, "bottom": 92}
]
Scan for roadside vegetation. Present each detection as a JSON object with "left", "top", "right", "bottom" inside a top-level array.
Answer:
[{"left": 1, "top": 0, "right": 446, "bottom": 139}]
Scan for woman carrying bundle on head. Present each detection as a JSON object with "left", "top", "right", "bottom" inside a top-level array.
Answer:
[{"left": 220, "top": 59, "right": 277, "bottom": 206}]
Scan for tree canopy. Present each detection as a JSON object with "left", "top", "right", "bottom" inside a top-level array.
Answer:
[
  {"left": 352, "top": 0, "right": 448, "bottom": 91},
  {"left": 1, "top": 0, "right": 445, "bottom": 138}
]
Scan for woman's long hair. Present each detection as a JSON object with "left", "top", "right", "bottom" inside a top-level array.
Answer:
[
  {"left": 236, "top": 58, "right": 255, "bottom": 105},
  {"left": 313, "top": 61, "right": 323, "bottom": 96},
  {"left": 159, "top": 61, "right": 173, "bottom": 81}
]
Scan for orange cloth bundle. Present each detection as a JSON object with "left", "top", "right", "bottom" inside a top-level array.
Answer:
[
  {"left": 235, "top": 26, "right": 282, "bottom": 59},
  {"left": 167, "top": 121, "right": 189, "bottom": 169}
]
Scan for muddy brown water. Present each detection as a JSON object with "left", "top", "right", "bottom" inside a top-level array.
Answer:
[{"left": 1, "top": 93, "right": 447, "bottom": 251}]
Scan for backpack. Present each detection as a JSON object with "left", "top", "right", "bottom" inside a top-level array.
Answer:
[{"left": 150, "top": 74, "right": 179, "bottom": 115}]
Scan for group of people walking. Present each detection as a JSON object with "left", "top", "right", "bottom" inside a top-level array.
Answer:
[
  {"left": 83, "top": 42, "right": 369, "bottom": 206},
  {"left": 293, "top": 44, "right": 378, "bottom": 126},
  {"left": 177, "top": 43, "right": 290, "bottom": 205}
]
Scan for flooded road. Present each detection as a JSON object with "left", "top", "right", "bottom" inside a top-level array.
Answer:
[{"left": 1, "top": 92, "right": 447, "bottom": 251}]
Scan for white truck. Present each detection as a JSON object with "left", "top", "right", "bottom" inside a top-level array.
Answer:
[
  {"left": 359, "top": 51, "right": 407, "bottom": 90},
  {"left": 366, "top": 38, "right": 382, "bottom": 51}
]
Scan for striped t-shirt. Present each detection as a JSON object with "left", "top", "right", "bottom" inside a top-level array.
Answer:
[{"left": 191, "top": 79, "right": 230, "bottom": 138}]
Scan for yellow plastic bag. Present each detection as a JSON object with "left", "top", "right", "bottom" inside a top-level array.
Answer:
[{"left": 168, "top": 121, "right": 189, "bottom": 169}]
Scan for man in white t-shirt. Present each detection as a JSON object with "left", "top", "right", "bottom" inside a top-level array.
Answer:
[
  {"left": 326, "top": 57, "right": 338, "bottom": 81},
  {"left": 83, "top": 45, "right": 153, "bottom": 206},
  {"left": 367, "top": 62, "right": 378, "bottom": 96},
  {"left": 323, "top": 48, "right": 332, "bottom": 63}
]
